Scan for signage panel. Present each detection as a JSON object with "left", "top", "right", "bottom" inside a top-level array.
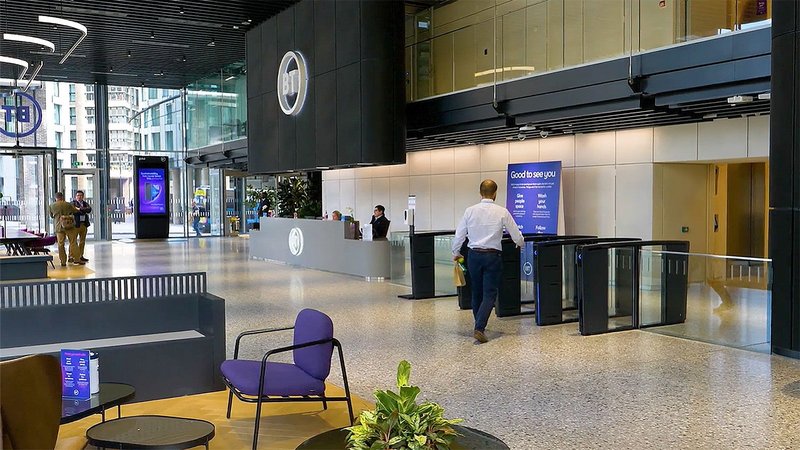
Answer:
[
  {"left": 61, "top": 349, "right": 91, "bottom": 399},
  {"left": 506, "top": 161, "right": 562, "bottom": 234},
  {"left": 137, "top": 168, "right": 167, "bottom": 215}
]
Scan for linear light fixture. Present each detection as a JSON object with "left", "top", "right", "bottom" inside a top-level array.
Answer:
[
  {"left": 0, "top": 55, "right": 30, "bottom": 81},
  {"left": 3, "top": 34, "right": 56, "bottom": 53},
  {"left": 224, "top": 75, "right": 235, "bottom": 81},
  {"left": 474, "top": 66, "right": 536, "bottom": 78},
  {"left": 38, "top": 15, "right": 88, "bottom": 64}
]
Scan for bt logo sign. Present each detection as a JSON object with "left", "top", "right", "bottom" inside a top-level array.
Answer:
[
  {"left": 0, "top": 91, "right": 43, "bottom": 138},
  {"left": 277, "top": 51, "right": 308, "bottom": 116}
]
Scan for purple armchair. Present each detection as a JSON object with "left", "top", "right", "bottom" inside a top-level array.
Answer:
[{"left": 220, "top": 309, "right": 354, "bottom": 450}]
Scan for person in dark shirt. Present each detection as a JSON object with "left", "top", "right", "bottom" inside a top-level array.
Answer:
[
  {"left": 369, "top": 205, "right": 390, "bottom": 240},
  {"left": 71, "top": 190, "right": 92, "bottom": 263}
]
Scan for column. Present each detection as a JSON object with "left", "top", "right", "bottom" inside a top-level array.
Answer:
[{"left": 769, "top": 0, "right": 800, "bottom": 359}]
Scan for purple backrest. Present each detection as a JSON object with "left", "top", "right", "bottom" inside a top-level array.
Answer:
[{"left": 293, "top": 309, "right": 334, "bottom": 381}]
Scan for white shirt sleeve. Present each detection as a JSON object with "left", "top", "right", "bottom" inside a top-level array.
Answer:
[
  {"left": 503, "top": 210, "right": 524, "bottom": 248},
  {"left": 452, "top": 211, "right": 468, "bottom": 256}
]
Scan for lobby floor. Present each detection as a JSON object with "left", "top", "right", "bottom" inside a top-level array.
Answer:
[{"left": 53, "top": 238, "right": 800, "bottom": 449}]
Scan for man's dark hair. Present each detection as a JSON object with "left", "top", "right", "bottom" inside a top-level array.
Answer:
[
  {"left": 55, "top": 192, "right": 65, "bottom": 200},
  {"left": 374, "top": 205, "right": 385, "bottom": 213},
  {"left": 76, "top": 190, "right": 85, "bottom": 195},
  {"left": 480, "top": 179, "right": 498, "bottom": 197}
]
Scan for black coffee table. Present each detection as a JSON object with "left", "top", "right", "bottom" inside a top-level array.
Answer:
[
  {"left": 295, "top": 425, "right": 509, "bottom": 450},
  {"left": 61, "top": 382, "right": 136, "bottom": 424},
  {"left": 86, "top": 415, "right": 215, "bottom": 449}
]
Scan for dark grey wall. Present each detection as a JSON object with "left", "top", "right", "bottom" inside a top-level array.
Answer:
[{"left": 247, "top": 0, "right": 406, "bottom": 174}]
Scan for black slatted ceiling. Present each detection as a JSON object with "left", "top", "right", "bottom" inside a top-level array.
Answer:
[{"left": 0, "top": 0, "right": 299, "bottom": 88}]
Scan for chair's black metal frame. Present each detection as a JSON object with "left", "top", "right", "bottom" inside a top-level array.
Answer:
[{"left": 222, "top": 326, "right": 355, "bottom": 450}]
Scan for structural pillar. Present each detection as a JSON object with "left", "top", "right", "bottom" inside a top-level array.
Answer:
[
  {"left": 95, "top": 84, "right": 112, "bottom": 241},
  {"left": 769, "top": 0, "right": 800, "bottom": 359}
]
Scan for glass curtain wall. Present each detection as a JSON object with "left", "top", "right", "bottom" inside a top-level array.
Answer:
[
  {"left": 107, "top": 86, "right": 186, "bottom": 238},
  {"left": 406, "top": 0, "right": 773, "bottom": 101}
]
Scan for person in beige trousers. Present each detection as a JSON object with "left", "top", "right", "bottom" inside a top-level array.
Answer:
[{"left": 48, "top": 192, "right": 81, "bottom": 267}]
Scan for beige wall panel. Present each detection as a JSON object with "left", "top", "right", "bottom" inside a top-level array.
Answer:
[
  {"left": 430, "top": 148, "right": 456, "bottom": 174},
  {"left": 433, "top": 0, "right": 493, "bottom": 29},
  {"left": 454, "top": 172, "right": 484, "bottom": 225},
  {"left": 322, "top": 170, "right": 338, "bottom": 181},
  {"left": 339, "top": 179, "right": 356, "bottom": 215},
  {"left": 480, "top": 142, "right": 510, "bottom": 172},
  {"left": 370, "top": 165, "right": 391, "bottom": 178},
  {"left": 408, "top": 151, "right": 432, "bottom": 176},
  {"left": 338, "top": 168, "right": 355, "bottom": 180},
  {"left": 747, "top": 115, "right": 770, "bottom": 158},
  {"left": 573, "top": 166, "right": 616, "bottom": 236},
  {"left": 616, "top": 128, "right": 654, "bottom": 164},
  {"left": 389, "top": 163, "right": 409, "bottom": 177},
  {"left": 562, "top": 167, "right": 576, "bottom": 234},
  {"left": 454, "top": 145, "right": 482, "bottom": 172},
  {"left": 453, "top": 27, "right": 477, "bottom": 91},
  {"left": 539, "top": 135, "right": 575, "bottom": 166},
  {"left": 509, "top": 139, "right": 540, "bottom": 163},
  {"left": 615, "top": 164, "right": 654, "bottom": 239},
  {"left": 473, "top": 20, "right": 496, "bottom": 87},
  {"left": 481, "top": 170, "right": 509, "bottom": 209},
  {"left": 433, "top": 35, "right": 454, "bottom": 95},
  {"left": 501, "top": 9, "right": 527, "bottom": 81},
  {"left": 583, "top": 0, "right": 625, "bottom": 62},
  {"left": 547, "top": 0, "right": 565, "bottom": 70},
  {"left": 389, "top": 176, "right": 411, "bottom": 227},
  {"left": 430, "top": 175, "right": 456, "bottom": 230},
  {"left": 639, "top": 0, "right": 677, "bottom": 50},
  {"left": 563, "top": 0, "right": 584, "bottom": 66},
  {"left": 372, "top": 178, "right": 391, "bottom": 218},
  {"left": 355, "top": 179, "right": 374, "bottom": 222},
  {"left": 322, "top": 180, "right": 340, "bottom": 216},
  {"left": 410, "top": 175, "right": 432, "bottom": 230},
  {"left": 525, "top": 2, "right": 548, "bottom": 73},
  {"left": 575, "top": 131, "right": 616, "bottom": 167},
  {"left": 654, "top": 123, "right": 698, "bottom": 162},
  {"left": 698, "top": 118, "right": 748, "bottom": 161}
]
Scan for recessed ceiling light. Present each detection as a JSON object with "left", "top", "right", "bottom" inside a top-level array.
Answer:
[
  {"left": 232, "top": 25, "right": 239, "bottom": 30},
  {"left": 150, "top": 31, "right": 155, "bottom": 39},
  {"left": 109, "top": 66, "right": 113, "bottom": 72},
  {"left": 181, "top": 55, "right": 187, "bottom": 62},
  {"left": 127, "top": 50, "right": 132, "bottom": 58},
  {"left": 207, "top": 39, "right": 215, "bottom": 47},
  {"left": 179, "top": 6, "right": 184, "bottom": 14}
]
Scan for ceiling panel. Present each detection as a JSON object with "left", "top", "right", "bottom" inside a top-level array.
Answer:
[{"left": 0, "top": 0, "right": 300, "bottom": 89}]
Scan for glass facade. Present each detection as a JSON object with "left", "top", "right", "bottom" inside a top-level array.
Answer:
[
  {"left": 406, "top": 0, "right": 773, "bottom": 101},
  {"left": 186, "top": 62, "right": 247, "bottom": 150}
]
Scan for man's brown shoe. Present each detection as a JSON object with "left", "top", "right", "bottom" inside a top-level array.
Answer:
[{"left": 473, "top": 330, "right": 488, "bottom": 343}]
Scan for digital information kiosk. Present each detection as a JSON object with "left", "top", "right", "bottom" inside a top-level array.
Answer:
[{"left": 134, "top": 156, "right": 170, "bottom": 239}]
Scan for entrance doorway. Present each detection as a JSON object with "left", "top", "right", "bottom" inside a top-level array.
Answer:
[{"left": 58, "top": 168, "right": 101, "bottom": 240}]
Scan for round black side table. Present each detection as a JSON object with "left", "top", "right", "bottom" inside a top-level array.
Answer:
[{"left": 86, "top": 415, "right": 215, "bottom": 449}]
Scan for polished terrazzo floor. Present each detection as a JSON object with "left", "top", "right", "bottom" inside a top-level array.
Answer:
[{"left": 49, "top": 238, "right": 800, "bottom": 449}]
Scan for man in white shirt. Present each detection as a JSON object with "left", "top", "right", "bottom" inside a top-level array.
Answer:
[{"left": 452, "top": 179, "right": 524, "bottom": 343}]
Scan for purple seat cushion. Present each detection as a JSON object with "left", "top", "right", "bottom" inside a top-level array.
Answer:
[
  {"left": 221, "top": 360, "right": 325, "bottom": 397},
  {"left": 293, "top": 309, "right": 334, "bottom": 381}
]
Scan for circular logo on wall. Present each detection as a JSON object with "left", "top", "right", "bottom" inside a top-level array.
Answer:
[
  {"left": 0, "top": 91, "right": 43, "bottom": 138},
  {"left": 288, "top": 227, "right": 304, "bottom": 256},
  {"left": 277, "top": 51, "right": 308, "bottom": 116}
]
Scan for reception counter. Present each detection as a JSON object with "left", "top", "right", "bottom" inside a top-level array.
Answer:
[{"left": 250, "top": 218, "right": 391, "bottom": 278}]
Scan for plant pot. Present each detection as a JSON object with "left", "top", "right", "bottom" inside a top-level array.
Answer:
[{"left": 295, "top": 425, "right": 509, "bottom": 450}]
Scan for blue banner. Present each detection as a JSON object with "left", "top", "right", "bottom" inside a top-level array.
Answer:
[
  {"left": 61, "top": 349, "right": 91, "bottom": 399},
  {"left": 506, "top": 161, "right": 562, "bottom": 234}
]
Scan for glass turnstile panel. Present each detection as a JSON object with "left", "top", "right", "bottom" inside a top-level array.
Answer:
[{"left": 607, "top": 247, "right": 635, "bottom": 331}]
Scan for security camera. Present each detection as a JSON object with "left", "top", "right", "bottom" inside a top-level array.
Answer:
[
  {"left": 539, "top": 130, "right": 549, "bottom": 138},
  {"left": 517, "top": 133, "right": 526, "bottom": 141}
]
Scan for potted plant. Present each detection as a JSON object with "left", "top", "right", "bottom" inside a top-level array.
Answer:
[{"left": 346, "top": 361, "right": 462, "bottom": 450}]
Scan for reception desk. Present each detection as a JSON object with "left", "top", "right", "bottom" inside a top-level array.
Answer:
[{"left": 250, "top": 218, "right": 391, "bottom": 278}]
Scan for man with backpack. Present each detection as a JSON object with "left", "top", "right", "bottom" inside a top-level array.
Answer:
[{"left": 48, "top": 192, "right": 81, "bottom": 267}]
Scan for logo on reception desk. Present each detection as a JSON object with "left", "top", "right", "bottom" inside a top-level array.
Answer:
[
  {"left": 277, "top": 51, "right": 308, "bottom": 116},
  {"left": 1, "top": 91, "right": 42, "bottom": 138},
  {"left": 288, "top": 227, "right": 304, "bottom": 256}
]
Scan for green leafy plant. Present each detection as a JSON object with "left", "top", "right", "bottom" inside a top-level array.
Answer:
[
  {"left": 347, "top": 361, "right": 462, "bottom": 450},
  {"left": 245, "top": 185, "right": 275, "bottom": 210},
  {"left": 276, "top": 178, "right": 309, "bottom": 217}
]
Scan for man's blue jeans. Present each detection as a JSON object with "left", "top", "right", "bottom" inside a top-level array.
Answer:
[{"left": 468, "top": 250, "right": 502, "bottom": 332}]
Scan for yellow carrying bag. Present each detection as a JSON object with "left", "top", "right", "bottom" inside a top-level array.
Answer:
[{"left": 453, "top": 262, "right": 466, "bottom": 287}]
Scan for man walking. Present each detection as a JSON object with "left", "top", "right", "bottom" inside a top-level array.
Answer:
[
  {"left": 49, "top": 192, "right": 81, "bottom": 267},
  {"left": 452, "top": 179, "right": 523, "bottom": 343},
  {"left": 71, "top": 190, "right": 92, "bottom": 263}
]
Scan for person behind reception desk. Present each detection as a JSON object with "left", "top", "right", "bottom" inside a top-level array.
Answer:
[
  {"left": 369, "top": 205, "right": 390, "bottom": 240},
  {"left": 331, "top": 210, "right": 342, "bottom": 221},
  {"left": 451, "top": 179, "right": 523, "bottom": 344}
]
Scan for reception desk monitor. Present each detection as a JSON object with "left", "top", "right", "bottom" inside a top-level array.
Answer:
[{"left": 134, "top": 156, "right": 170, "bottom": 239}]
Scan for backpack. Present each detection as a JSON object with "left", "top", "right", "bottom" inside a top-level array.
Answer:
[{"left": 59, "top": 214, "right": 76, "bottom": 231}]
